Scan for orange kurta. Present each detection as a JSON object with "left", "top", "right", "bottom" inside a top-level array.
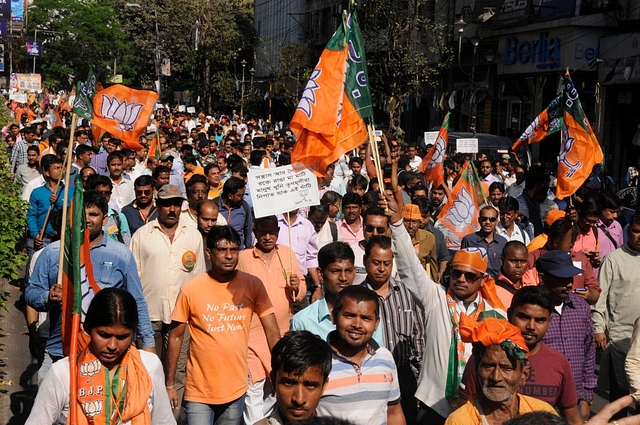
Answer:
[{"left": 237, "top": 245, "right": 305, "bottom": 383}]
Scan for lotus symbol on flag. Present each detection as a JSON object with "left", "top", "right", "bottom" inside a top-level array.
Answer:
[
  {"left": 445, "top": 186, "right": 476, "bottom": 231},
  {"left": 81, "top": 400, "right": 103, "bottom": 417},
  {"left": 297, "top": 67, "right": 321, "bottom": 119},
  {"left": 521, "top": 116, "right": 540, "bottom": 143},
  {"left": 426, "top": 135, "right": 446, "bottom": 171},
  {"left": 79, "top": 358, "right": 101, "bottom": 382},
  {"left": 559, "top": 126, "right": 581, "bottom": 178},
  {"left": 99, "top": 94, "right": 144, "bottom": 131}
]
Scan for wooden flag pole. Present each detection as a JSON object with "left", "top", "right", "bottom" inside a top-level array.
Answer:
[
  {"left": 286, "top": 211, "right": 297, "bottom": 301},
  {"left": 367, "top": 124, "right": 385, "bottom": 197}
]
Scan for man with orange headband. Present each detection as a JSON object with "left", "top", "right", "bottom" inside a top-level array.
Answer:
[
  {"left": 383, "top": 191, "right": 506, "bottom": 424},
  {"left": 446, "top": 317, "right": 557, "bottom": 425},
  {"left": 401, "top": 204, "right": 438, "bottom": 281}
]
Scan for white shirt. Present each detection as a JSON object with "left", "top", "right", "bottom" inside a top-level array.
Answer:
[
  {"left": 25, "top": 351, "right": 176, "bottom": 425},
  {"left": 111, "top": 177, "right": 135, "bottom": 211},
  {"left": 496, "top": 222, "right": 530, "bottom": 245}
]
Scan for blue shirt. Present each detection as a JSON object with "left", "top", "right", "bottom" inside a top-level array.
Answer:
[
  {"left": 460, "top": 231, "right": 507, "bottom": 280},
  {"left": 27, "top": 183, "right": 73, "bottom": 238},
  {"left": 290, "top": 297, "right": 384, "bottom": 346},
  {"left": 215, "top": 197, "right": 253, "bottom": 249},
  {"left": 25, "top": 233, "right": 155, "bottom": 357}
]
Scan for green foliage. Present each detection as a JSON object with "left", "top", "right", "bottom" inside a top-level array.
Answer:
[
  {"left": 28, "top": 0, "right": 131, "bottom": 89},
  {"left": 0, "top": 104, "right": 28, "bottom": 281},
  {"left": 359, "top": 0, "right": 453, "bottom": 136}
]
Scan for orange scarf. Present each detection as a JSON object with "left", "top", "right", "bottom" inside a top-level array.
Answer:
[{"left": 74, "top": 346, "right": 151, "bottom": 425}]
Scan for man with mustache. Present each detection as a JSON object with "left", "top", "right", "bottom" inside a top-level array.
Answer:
[
  {"left": 537, "top": 250, "right": 596, "bottom": 422},
  {"left": 446, "top": 317, "right": 557, "bottom": 425},
  {"left": 458, "top": 286, "right": 582, "bottom": 425},
  {"left": 130, "top": 184, "right": 206, "bottom": 421}
]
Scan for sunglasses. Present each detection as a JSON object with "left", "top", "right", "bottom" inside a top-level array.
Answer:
[
  {"left": 365, "top": 225, "right": 387, "bottom": 234},
  {"left": 451, "top": 269, "right": 483, "bottom": 282},
  {"left": 135, "top": 190, "right": 152, "bottom": 195},
  {"left": 479, "top": 216, "right": 497, "bottom": 223}
]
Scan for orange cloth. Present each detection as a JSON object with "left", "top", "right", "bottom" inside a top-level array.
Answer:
[
  {"left": 184, "top": 165, "right": 205, "bottom": 183},
  {"left": 458, "top": 316, "right": 528, "bottom": 355},
  {"left": 545, "top": 210, "right": 565, "bottom": 226},
  {"left": 171, "top": 271, "right": 275, "bottom": 405},
  {"left": 452, "top": 248, "right": 488, "bottom": 275},
  {"left": 74, "top": 346, "right": 151, "bottom": 425},
  {"left": 237, "top": 245, "right": 305, "bottom": 383},
  {"left": 527, "top": 234, "right": 547, "bottom": 252},
  {"left": 445, "top": 393, "right": 557, "bottom": 425},
  {"left": 401, "top": 204, "right": 421, "bottom": 220},
  {"left": 418, "top": 111, "right": 449, "bottom": 189}
]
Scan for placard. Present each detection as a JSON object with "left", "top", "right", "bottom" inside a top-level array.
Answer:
[
  {"left": 178, "top": 105, "right": 186, "bottom": 112},
  {"left": 248, "top": 165, "right": 319, "bottom": 218},
  {"left": 456, "top": 138, "right": 478, "bottom": 153},
  {"left": 9, "top": 73, "right": 41, "bottom": 91},
  {"left": 423, "top": 131, "right": 438, "bottom": 146},
  {"left": 186, "top": 106, "right": 196, "bottom": 113}
]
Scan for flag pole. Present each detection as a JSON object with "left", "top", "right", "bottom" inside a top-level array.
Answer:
[
  {"left": 55, "top": 112, "right": 79, "bottom": 425},
  {"left": 367, "top": 123, "right": 385, "bottom": 196},
  {"left": 286, "top": 211, "right": 296, "bottom": 301}
]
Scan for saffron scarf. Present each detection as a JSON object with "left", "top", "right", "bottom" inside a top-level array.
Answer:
[{"left": 74, "top": 346, "right": 152, "bottom": 425}]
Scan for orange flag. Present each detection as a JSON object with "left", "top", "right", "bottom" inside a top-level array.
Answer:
[
  {"left": 438, "top": 162, "right": 487, "bottom": 249},
  {"left": 290, "top": 7, "right": 373, "bottom": 176},
  {"left": 556, "top": 70, "right": 604, "bottom": 199},
  {"left": 91, "top": 85, "right": 158, "bottom": 151},
  {"left": 52, "top": 110, "right": 63, "bottom": 128},
  {"left": 418, "top": 111, "right": 449, "bottom": 189}
]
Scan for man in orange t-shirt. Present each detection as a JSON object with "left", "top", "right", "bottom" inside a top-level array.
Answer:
[
  {"left": 237, "top": 215, "right": 305, "bottom": 424},
  {"left": 166, "top": 225, "right": 281, "bottom": 425}
]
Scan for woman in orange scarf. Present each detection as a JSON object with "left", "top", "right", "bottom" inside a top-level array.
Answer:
[{"left": 26, "top": 288, "right": 175, "bottom": 425}]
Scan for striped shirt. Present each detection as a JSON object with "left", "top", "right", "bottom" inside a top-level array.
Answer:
[
  {"left": 317, "top": 333, "right": 400, "bottom": 425},
  {"left": 362, "top": 277, "right": 425, "bottom": 369}
]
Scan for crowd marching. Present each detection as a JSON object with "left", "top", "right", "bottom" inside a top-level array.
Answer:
[{"left": 1, "top": 91, "right": 640, "bottom": 425}]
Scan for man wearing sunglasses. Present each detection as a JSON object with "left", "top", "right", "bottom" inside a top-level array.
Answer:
[
  {"left": 461, "top": 205, "right": 507, "bottom": 280},
  {"left": 382, "top": 190, "right": 506, "bottom": 425}
]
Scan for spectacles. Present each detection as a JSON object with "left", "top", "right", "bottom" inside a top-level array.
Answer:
[
  {"left": 582, "top": 218, "right": 598, "bottom": 226},
  {"left": 479, "top": 216, "right": 497, "bottom": 222},
  {"left": 135, "top": 190, "right": 152, "bottom": 195},
  {"left": 451, "top": 269, "right": 483, "bottom": 282},
  {"left": 365, "top": 225, "right": 387, "bottom": 234}
]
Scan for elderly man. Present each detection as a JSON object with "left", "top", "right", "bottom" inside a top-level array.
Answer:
[{"left": 446, "top": 317, "right": 556, "bottom": 425}]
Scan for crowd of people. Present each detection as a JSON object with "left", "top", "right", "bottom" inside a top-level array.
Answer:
[{"left": 5, "top": 99, "right": 640, "bottom": 425}]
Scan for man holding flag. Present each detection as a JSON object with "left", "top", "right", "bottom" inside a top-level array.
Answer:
[{"left": 25, "top": 189, "right": 155, "bottom": 384}]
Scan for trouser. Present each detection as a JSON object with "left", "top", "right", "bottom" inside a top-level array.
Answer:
[
  {"left": 609, "top": 353, "right": 630, "bottom": 419},
  {"left": 416, "top": 402, "right": 446, "bottom": 425},
  {"left": 38, "top": 349, "right": 63, "bottom": 386},
  {"left": 398, "top": 363, "right": 419, "bottom": 425},
  {"left": 153, "top": 321, "right": 190, "bottom": 424},
  {"left": 243, "top": 378, "right": 276, "bottom": 424},
  {"left": 185, "top": 395, "right": 245, "bottom": 425}
]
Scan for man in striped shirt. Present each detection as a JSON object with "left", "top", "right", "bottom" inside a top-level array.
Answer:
[{"left": 316, "top": 285, "right": 406, "bottom": 425}]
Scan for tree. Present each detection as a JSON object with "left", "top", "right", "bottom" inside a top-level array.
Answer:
[
  {"left": 28, "top": 0, "right": 132, "bottom": 89},
  {"left": 359, "top": 0, "right": 453, "bottom": 137}
]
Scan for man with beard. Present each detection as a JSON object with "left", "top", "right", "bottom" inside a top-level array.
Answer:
[
  {"left": 494, "top": 241, "right": 530, "bottom": 308},
  {"left": 458, "top": 287, "right": 582, "bottom": 425},
  {"left": 461, "top": 205, "right": 508, "bottom": 280},
  {"left": 316, "top": 285, "right": 405, "bottom": 425},
  {"left": 237, "top": 216, "right": 304, "bottom": 424},
  {"left": 122, "top": 175, "right": 159, "bottom": 235},
  {"left": 130, "top": 184, "right": 206, "bottom": 419},
  {"left": 26, "top": 191, "right": 155, "bottom": 384},
  {"left": 446, "top": 317, "right": 556, "bottom": 425}
]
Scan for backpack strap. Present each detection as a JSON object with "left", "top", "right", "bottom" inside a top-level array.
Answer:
[{"left": 329, "top": 221, "right": 338, "bottom": 241}]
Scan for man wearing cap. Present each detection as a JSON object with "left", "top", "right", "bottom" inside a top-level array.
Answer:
[
  {"left": 527, "top": 209, "right": 565, "bottom": 252},
  {"left": 594, "top": 213, "right": 640, "bottom": 417},
  {"left": 383, "top": 191, "right": 506, "bottom": 424},
  {"left": 402, "top": 203, "right": 438, "bottom": 281},
  {"left": 537, "top": 250, "right": 597, "bottom": 421},
  {"left": 446, "top": 317, "right": 557, "bottom": 425},
  {"left": 10, "top": 126, "right": 37, "bottom": 176},
  {"left": 130, "top": 184, "right": 206, "bottom": 419},
  {"left": 461, "top": 205, "right": 508, "bottom": 280}
]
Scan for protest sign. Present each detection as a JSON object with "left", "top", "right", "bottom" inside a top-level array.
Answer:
[
  {"left": 248, "top": 165, "right": 319, "bottom": 218},
  {"left": 456, "top": 138, "right": 478, "bottom": 153}
]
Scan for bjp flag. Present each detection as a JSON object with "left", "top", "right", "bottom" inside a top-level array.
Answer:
[
  {"left": 556, "top": 70, "right": 603, "bottom": 200},
  {"left": 438, "top": 162, "right": 487, "bottom": 248},
  {"left": 91, "top": 85, "right": 158, "bottom": 151},
  {"left": 418, "top": 112, "right": 449, "bottom": 189},
  {"left": 511, "top": 94, "right": 562, "bottom": 152},
  {"left": 290, "top": 6, "right": 373, "bottom": 176}
]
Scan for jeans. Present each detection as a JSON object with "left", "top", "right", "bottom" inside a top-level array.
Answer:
[
  {"left": 38, "top": 349, "right": 63, "bottom": 386},
  {"left": 185, "top": 395, "right": 245, "bottom": 425}
]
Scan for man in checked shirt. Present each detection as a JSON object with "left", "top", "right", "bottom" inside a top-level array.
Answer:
[
  {"left": 537, "top": 250, "right": 597, "bottom": 422},
  {"left": 361, "top": 235, "right": 425, "bottom": 425}
]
